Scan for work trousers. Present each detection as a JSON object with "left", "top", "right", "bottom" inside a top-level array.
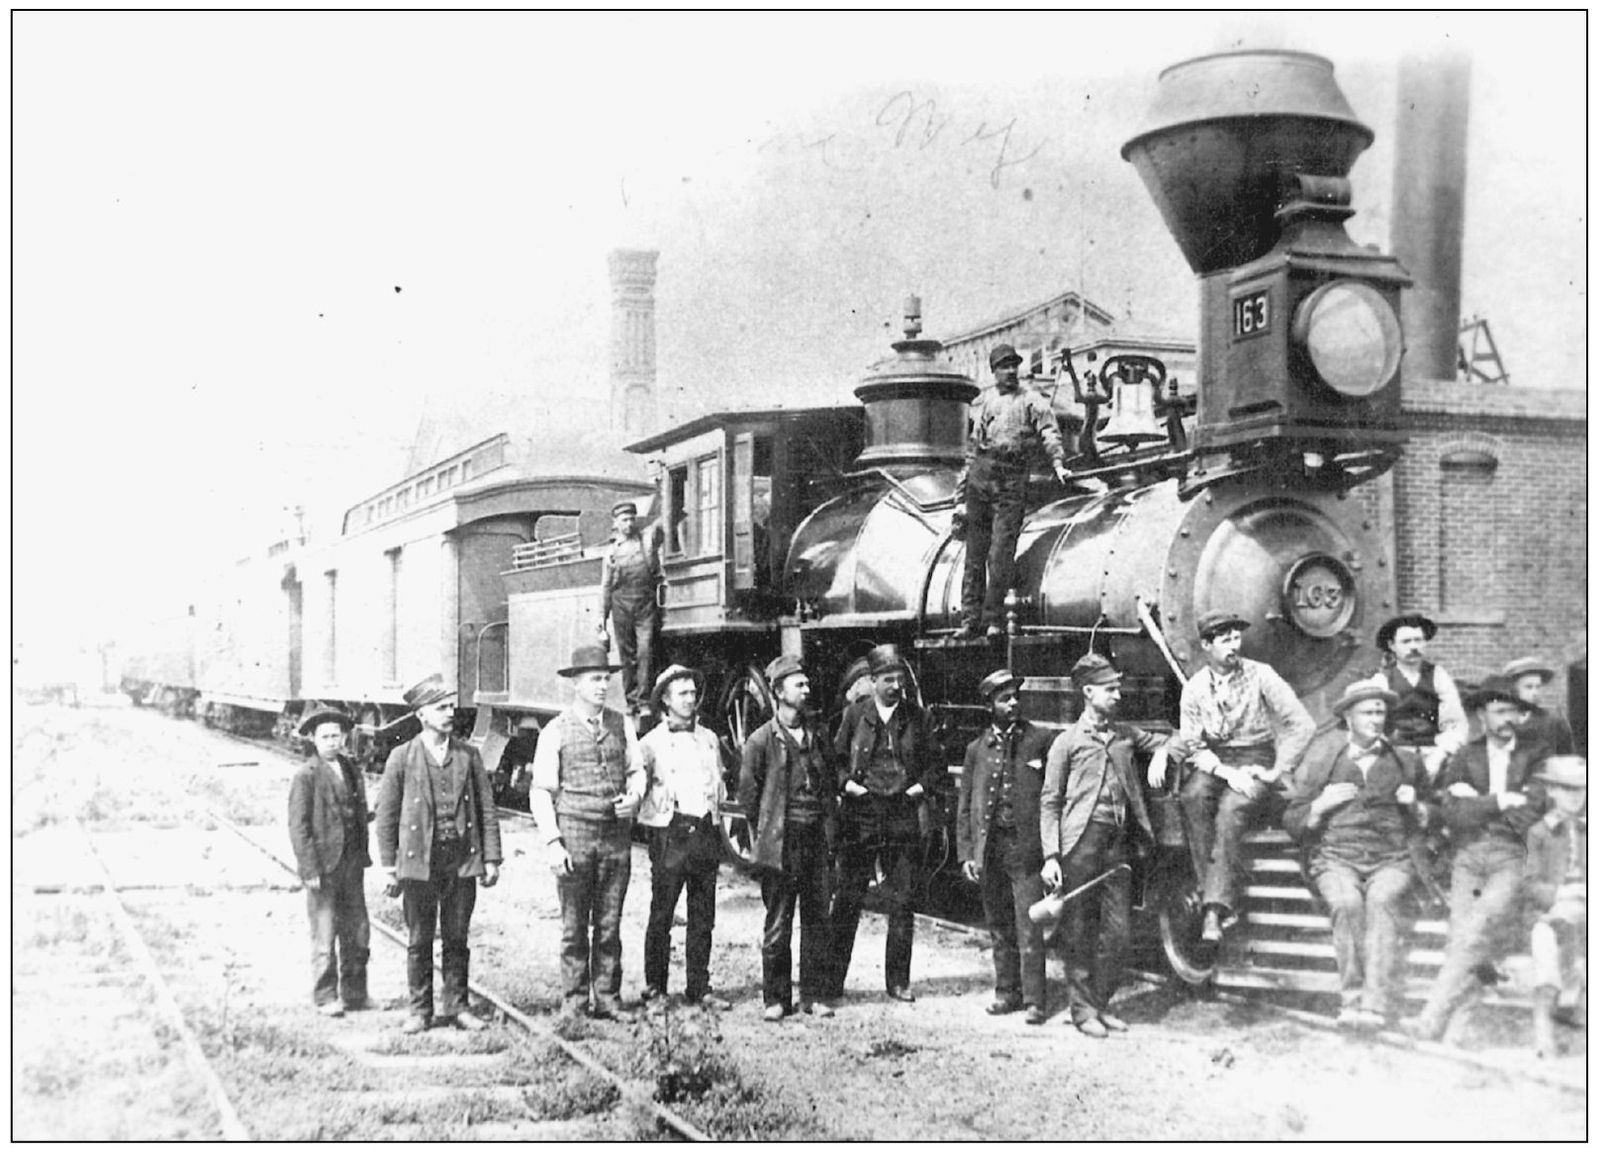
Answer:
[
  {"left": 960, "top": 459, "right": 1028, "bottom": 627},
  {"left": 643, "top": 825, "right": 719, "bottom": 1000},
  {"left": 1311, "top": 855, "right": 1416, "bottom": 1016},
  {"left": 830, "top": 796, "right": 920, "bottom": 994},
  {"left": 306, "top": 852, "right": 370, "bottom": 1008},
  {"left": 1417, "top": 839, "right": 1525, "bottom": 1033},
  {"left": 610, "top": 592, "right": 659, "bottom": 709},
  {"left": 759, "top": 820, "right": 835, "bottom": 1009},
  {"left": 557, "top": 813, "right": 633, "bottom": 1001},
  {"left": 1532, "top": 914, "right": 1586, "bottom": 994},
  {"left": 401, "top": 861, "right": 477, "bottom": 1018},
  {"left": 1181, "top": 762, "right": 1274, "bottom": 910},
  {"left": 1057, "top": 819, "right": 1132, "bottom": 1021},
  {"left": 979, "top": 830, "right": 1047, "bottom": 1009}
]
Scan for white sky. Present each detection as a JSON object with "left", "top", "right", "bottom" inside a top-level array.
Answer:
[{"left": 10, "top": 11, "right": 1587, "bottom": 667}]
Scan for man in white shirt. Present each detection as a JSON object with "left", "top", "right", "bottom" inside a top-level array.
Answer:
[{"left": 1368, "top": 613, "right": 1467, "bottom": 774}]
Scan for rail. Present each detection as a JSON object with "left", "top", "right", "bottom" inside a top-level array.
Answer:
[
  {"left": 510, "top": 533, "right": 584, "bottom": 572},
  {"left": 475, "top": 621, "right": 509, "bottom": 697}
]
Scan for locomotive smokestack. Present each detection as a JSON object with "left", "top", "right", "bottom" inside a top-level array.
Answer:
[
  {"left": 852, "top": 298, "right": 978, "bottom": 472},
  {"left": 1389, "top": 52, "right": 1471, "bottom": 383},
  {"left": 607, "top": 248, "right": 658, "bottom": 437}
]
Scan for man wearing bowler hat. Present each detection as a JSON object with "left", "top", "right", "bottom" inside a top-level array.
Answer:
[
  {"left": 1285, "top": 680, "right": 1432, "bottom": 1030},
  {"left": 531, "top": 644, "right": 646, "bottom": 1020},
  {"left": 951, "top": 343, "right": 1074, "bottom": 640},
  {"left": 288, "top": 705, "right": 371, "bottom": 1017},
  {"left": 957, "top": 668, "right": 1056, "bottom": 1023},
  {"left": 376, "top": 676, "right": 502, "bottom": 1033},
  {"left": 1368, "top": 613, "right": 1468, "bottom": 771},
  {"left": 598, "top": 499, "right": 664, "bottom": 716},
  {"left": 1504, "top": 655, "right": 1576, "bottom": 756}
]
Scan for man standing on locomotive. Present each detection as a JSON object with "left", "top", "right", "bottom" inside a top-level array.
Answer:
[
  {"left": 531, "top": 645, "right": 647, "bottom": 1021},
  {"left": 1041, "top": 654, "right": 1172, "bottom": 1037},
  {"left": 951, "top": 343, "right": 1074, "bottom": 640},
  {"left": 1503, "top": 655, "right": 1576, "bottom": 756},
  {"left": 829, "top": 644, "right": 943, "bottom": 1003},
  {"left": 1169, "top": 611, "right": 1316, "bottom": 944},
  {"left": 1368, "top": 613, "right": 1467, "bottom": 773},
  {"left": 376, "top": 676, "right": 503, "bottom": 1034},
  {"left": 958, "top": 669, "right": 1056, "bottom": 1024},
  {"left": 1284, "top": 680, "right": 1432, "bottom": 1030},
  {"left": 598, "top": 500, "right": 664, "bottom": 718}
]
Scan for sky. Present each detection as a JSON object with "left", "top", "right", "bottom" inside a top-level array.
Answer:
[{"left": 11, "top": 11, "right": 1588, "bottom": 672}]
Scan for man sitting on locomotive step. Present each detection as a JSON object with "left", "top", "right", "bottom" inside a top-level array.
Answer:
[
  {"left": 1284, "top": 680, "right": 1432, "bottom": 1030},
  {"left": 1367, "top": 613, "right": 1468, "bottom": 775},
  {"left": 1041, "top": 654, "right": 1172, "bottom": 1037},
  {"left": 1403, "top": 674, "right": 1549, "bottom": 1044},
  {"left": 598, "top": 500, "right": 664, "bottom": 717},
  {"left": 830, "top": 644, "right": 943, "bottom": 1003},
  {"left": 638, "top": 664, "right": 731, "bottom": 1012},
  {"left": 958, "top": 668, "right": 1057, "bottom": 1024},
  {"left": 739, "top": 655, "right": 839, "bottom": 1022},
  {"left": 376, "top": 675, "right": 503, "bottom": 1034},
  {"left": 531, "top": 645, "right": 646, "bottom": 1021},
  {"left": 1503, "top": 655, "right": 1576, "bottom": 757},
  {"left": 951, "top": 343, "right": 1074, "bottom": 639},
  {"left": 1169, "top": 611, "right": 1316, "bottom": 944},
  {"left": 1522, "top": 756, "right": 1587, "bottom": 1058}
]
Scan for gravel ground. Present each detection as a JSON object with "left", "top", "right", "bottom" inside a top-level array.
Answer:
[{"left": 12, "top": 702, "right": 1587, "bottom": 1140}]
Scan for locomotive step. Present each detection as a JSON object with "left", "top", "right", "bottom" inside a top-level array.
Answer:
[{"left": 1243, "top": 911, "right": 1453, "bottom": 939}]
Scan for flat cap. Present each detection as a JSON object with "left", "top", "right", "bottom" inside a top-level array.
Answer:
[
  {"left": 978, "top": 669, "right": 1023, "bottom": 701},
  {"left": 765, "top": 655, "right": 805, "bottom": 686},
  {"left": 610, "top": 500, "right": 639, "bottom": 519},
  {"left": 1535, "top": 755, "right": 1586, "bottom": 789},
  {"left": 1332, "top": 678, "right": 1398, "bottom": 718},
  {"left": 1502, "top": 655, "right": 1555, "bottom": 684},
  {"left": 865, "top": 644, "right": 904, "bottom": 677},
  {"left": 1071, "top": 653, "right": 1122, "bottom": 691},
  {"left": 403, "top": 674, "right": 455, "bottom": 710},
  {"left": 1197, "top": 611, "right": 1250, "bottom": 641},
  {"left": 988, "top": 343, "right": 1022, "bottom": 370},
  {"left": 1376, "top": 613, "right": 1438, "bottom": 651}
]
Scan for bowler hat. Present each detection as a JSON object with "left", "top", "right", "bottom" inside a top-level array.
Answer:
[
  {"left": 297, "top": 705, "right": 355, "bottom": 736},
  {"left": 1535, "top": 755, "right": 1586, "bottom": 789},
  {"left": 1071, "top": 653, "right": 1122, "bottom": 691},
  {"left": 403, "top": 674, "right": 455, "bottom": 710},
  {"left": 765, "top": 655, "right": 805, "bottom": 687},
  {"left": 1376, "top": 613, "right": 1438, "bottom": 652},
  {"left": 611, "top": 500, "right": 638, "bottom": 519},
  {"left": 1331, "top": 678, "right": 1398, "bottom": 718},
  {"left": 1466, "top": 674, "right": 1524, "bottom": 711},
  {"left": 978, "top": 669, "right": 1023, "bottom": 701},
  {"left": 988, "top": 343, "right": 1022, "bottom": 370},
  {"left": 1197, "top": 611, "right": 1250, "bottom": 641},
  {"left": 865, "top": 644, "right": 904, "bottom": 677},
  {"left": 558, "top": 644, "right": 621, "bottom": 677},
  {"left": 1502, "top": 655, "right": 1556, "bottom": 685},
  {"left": 652, "top": 663, "right": 703, "bottom": 705}
]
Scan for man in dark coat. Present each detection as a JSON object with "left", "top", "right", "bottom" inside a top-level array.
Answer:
[
  {"left": 1503, "top": 655, "right": 1576, "bottom": 756},
  {"left": 376, "top": 675, "right": 503, "bottom": 1034},
  {"left": 288, "top": 706, "right": 371, "bottom": 1016},
  {"left": 957, "top": 669, "right": 1055, "bottom": 1023}
]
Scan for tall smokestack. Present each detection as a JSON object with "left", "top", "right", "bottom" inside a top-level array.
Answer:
[
  {"left": 1390, "top": 53, "right": 1471, "bottom": 383},
  {"left": 607, "top": 249, "right": 658, "bottom": 437}
]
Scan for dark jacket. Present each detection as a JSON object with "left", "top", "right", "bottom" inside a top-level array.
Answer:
[
  {"left": 287, "top": 753, "right": 371, "bottom": 882},
  {"left": 1515, "top": 708, "right": 1575, "bottom": 757},
  {"left": 1433, "top": 737, "right": 1549, "bottom": 853},
  {"left": 1283, "top": 732, "right": 1429, "bottom": 865},
  {"left": 957, "top": 721, "right": 1054, "bottom": 878},
  {"left": 1524, "top": 813, "right": 1587, "bottom": 916},
  {"left": 834, "top": 696, "right": 943, "bottom": 795},
  {"left": 739, "top": 716, "right": 838, "bottom": 873},
  {"left": 375, "top": 735, "right": 502, "bottom": 882}
]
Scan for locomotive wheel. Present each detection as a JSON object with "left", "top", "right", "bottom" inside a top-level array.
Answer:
[
  {"left": 1154, "top": 859, "right": 1218, "bottom": 987},
  {"left": 712, "top": 664, "right": 773, "bottom": 875}
]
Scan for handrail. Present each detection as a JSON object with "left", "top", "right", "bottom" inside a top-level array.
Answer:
[
  {"left": 474, "top": 620, "right": 509, "bottom": 696},
  {"left": 1136, "top": 596, "right": 1189, "bottom": 685},
  {"left": 510, "top": 533, "right": 584, "bottom": 572}
]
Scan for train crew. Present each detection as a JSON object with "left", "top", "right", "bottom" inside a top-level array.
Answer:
[
  {"left": 1503, "top": 655, "right": 1576, "bottom": 756},
  {"left": 598, "top": 499, "right": 665, "bottom": 718},
  {"left": 1284, "top": 680, "right": 1431, "bottom": 1030},
  {"left": 287, "top": 706, "right": 372, "bottom": 1018},
  {"left": 739, "top": 655, "right": 840, "bottom": 1022},
  {"left": 1040, "top": 653, "right": 1172, "bottom": 1037},
  {"left": 957, "top": 668, "right": 1056, "bottom": 1024},
  {"left": 376, "top": 675, "right": 503, "bottom": 1033},
  {"left": 1367, "top": 613, "right": 1468, "bottom": 772},
  {"left": 637, "top": 664, "right": 732, "bottom": 1012},
  {"left": 1522, "top": 756, "right": 1587, "bottom": 1057},
  {"left": 951, "top": 343, "right": 1074, "bottom": 640},
  {"left": 829, "top": 644, "right": 943, "bottom": 1003},
  {"left": 1170, "top": 611, "right": 1316, "bottom": 944},
  {"left": 531, "top": 645, "right": 646, "bottom": 1021},
  {"left": 1403, "top": 675, "right": 1549, "bottom": 1044}
]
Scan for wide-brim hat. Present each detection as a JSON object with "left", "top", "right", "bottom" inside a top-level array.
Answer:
[
  {"left": 1466, "top": 673, "right": 1525, "bottom": 711},
  {"left": 558, "top": 644, "right": 621, "bottom": 678},
  {"left": 1535, "top": 755, "right": 1586, "bottom": 789},
  {"left": 1376, "top": 613, "right": 1438, "bottom": 652},
  {"left": 297, "top": 705, "right": 355, "bottom": 736},
  {"left": 865, "top": 644, "right": 905, "bottom": 677},
  {"left": 652, "top": 663, "right": 704, "bottom": 705},
  {"left": 1197, "top": 610, "right": 1250, "bottom": 641},
  {"left": 403, "top": 674, "right": 455, "bottom": 710},
  {"left": 988, "top": 343, "right": 1022, "bottom": 370},
  {"left": 610, "top": 500, "right": 639, "bottom": 519},
  {"left": 1071, "top": 653, "right": 1122, "bottom": 691},
  {"left": 1331, "top": 679, "right": 1398, "bottom": 718},
  {"left": 765, "top": 655, "right": 805, "bottom": 687},
  {"left": 1502, "top": 655, "right": 1556, "bottom": 684},
  {"left": 978, "top": 668, "right": 1023, "bottom": 701}
]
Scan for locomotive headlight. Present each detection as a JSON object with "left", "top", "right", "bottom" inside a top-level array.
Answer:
[
  {"left": 1284, "top": 552, "right": 1356, "bottom": 639},
  {"left": 1292, "top": 280, "right": 1403, "bottom": 398}
]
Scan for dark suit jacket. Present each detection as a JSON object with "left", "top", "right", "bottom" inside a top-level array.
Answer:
[
  {"left": 957, "top": 722, "right": 1054, "bottom": 878},
  {"left": 376, "top": 735, "right": 502, "bottom": 882},
  {"left": 1282, "top": 731, "right": 1429, "bottom": 862},
  {"left": 834, "top": 696, "right": 943, "bottom": 795},
  {"left": 287, "top": 753, "right": 371, "bottom": 882},
  {"left": 1433, "top": 738, "right": 1549, "bottom": 852},
  {"left": 739, "top": 717, "right": 838, "bottom": 873}
]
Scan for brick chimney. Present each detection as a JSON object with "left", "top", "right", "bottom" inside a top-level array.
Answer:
[{"left": 607, "top": 249, "right": 658, "bottom": 437}]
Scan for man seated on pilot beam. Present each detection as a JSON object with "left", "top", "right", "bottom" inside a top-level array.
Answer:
[{"left": 1367, "top": 613, "right": 1468, "bottom": 776}]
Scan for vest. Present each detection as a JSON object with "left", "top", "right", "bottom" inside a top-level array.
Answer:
[
  {"left": 555, "top": 708, "right": 629, "bottom": 818},
  {"left": 1314, "top": 747, "right": 1415, "bottom": 868},
  {"left": 1385, "top": 662, "right": 1441, "bottom": 746}
]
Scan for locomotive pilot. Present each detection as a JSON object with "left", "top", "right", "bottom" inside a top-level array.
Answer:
[
  {"left": 1041, "top": 654, "right": 1173, "bottom": 1037},
  {"left": 1503, "top": 655, "right": 1576, "bottom": 757},
  {"left": 1367, "top": 613, "right": 1468, "bottom": 774},
  {"left": 376, "top": 675, "right": 503, "bottom": 1034},
  {"left": 1166, "top": 611, "right": 1316, "bottom": 944},
  {"left": 598, "top": 500, "right": 664, "bottom": 717},
  {"left": 951, "top": 343, "right": 1074, "bottom": 640},
  {"left": 532, "top": 644, "right": 647, "bottom": 1021},
  {"left": 287, "top": 706, "right": 372, "bottom": 1017},
  {"left": 1284, "top": 680, "right": 1432, "bottom": 1030},
  {"left": 1522, "top": 756, "right": 1587, "bottom": 1057},
  {"left": 829, "top": 644, "right": 944, "bottom": 1003},
  {"left": 958, "top": 668, "right": 1057, "bottom": 1023}
]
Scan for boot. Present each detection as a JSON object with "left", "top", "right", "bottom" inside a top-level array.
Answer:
[{"left": 1533, "top": 985, "right": 1561, "bottom": 1058}]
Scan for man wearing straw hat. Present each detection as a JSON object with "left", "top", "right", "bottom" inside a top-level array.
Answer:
[
  {"left": 288, "top": 705, "right": 371, "bottom": 1017},
  {"left": 1523, "top": 755, "right": 1587, "bottom": 1057},
  {"left": 1284, "top": 679, "right": 1432, "bottom": 1030},
  {"left": 1041, "top": 653, "right": 1172, "bottom": 1038},
  {"left": 1503, "top": 655, "right": 1576, "bottom": 756},
  {"left": 531, "top": 644, "right": 646, "bottom": 1020}
]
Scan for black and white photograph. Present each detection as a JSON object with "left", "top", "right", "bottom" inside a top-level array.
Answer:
[{"left": 12, "top": 10, "right": 1586, "bottom": 1141}]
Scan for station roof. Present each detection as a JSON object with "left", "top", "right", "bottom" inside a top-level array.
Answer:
[{"left": 623, "top": 405, "right": 862, "bottom": 454}]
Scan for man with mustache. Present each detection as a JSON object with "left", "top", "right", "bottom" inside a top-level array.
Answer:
[{"left": 1368, "top": 613, "right": 1468, "bottom": 774}]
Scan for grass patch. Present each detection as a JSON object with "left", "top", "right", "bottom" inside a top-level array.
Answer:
[{"left": 521, "top": 1069, "right": 621, "bottom": 1120}]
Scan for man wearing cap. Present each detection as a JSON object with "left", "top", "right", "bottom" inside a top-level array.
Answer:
[
  {"left": 957, "top": 669, "right": 1057, "bottom": 1023},
  {"left": 376, "top": 676, "right": 503, "bottom": 1033},
  {"left": 598, "top": 500, "right": 664, "bottom": 716},
  {"left": 739, "top": 655, "right": 839, "bottom": 1021},
  {"left": 829, "top": 643, "right": 943, "bottom": 1002},
  {"left": 1402, "top": 675, "right": 1550, "bottom": 1044},
  {"left": 1522, "top": 756, "right": 1587, "bottom": 1056},
  {"left": 1284, "top": 681, "right": 1432, "bottom": 1029},
  {"left": 1171, "top": 611, "right": 1316, "bottom": 943},
  {"left": 1504, "top": 656, "right": 1576, "bottom": 757},
  {"left": 637, "top": 664, "right": 730, "bottom": 1011},
  {"left": 288, "top": 706, "right": 371, "bottom": 1017},
  {"left": 531, "top": 645, "right": 647, "bottom": 1020},
  {"left": 951, "top": 343, "right": 1075, "bottom": 640},
  {"left": 1041, "top": 654, "right": 1172, "bottom": 1037},
  {"left": 1369, "top": 614, "right": 1467, "bottom": 771}
]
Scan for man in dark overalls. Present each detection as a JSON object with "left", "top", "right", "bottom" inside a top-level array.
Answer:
[{"left": 599, "top": 500, "right": 663, "bottom": 715}]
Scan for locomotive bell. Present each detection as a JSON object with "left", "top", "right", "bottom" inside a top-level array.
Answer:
[{"left": 1097, "top": 378, "right": 1169, "bottom": 449}]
